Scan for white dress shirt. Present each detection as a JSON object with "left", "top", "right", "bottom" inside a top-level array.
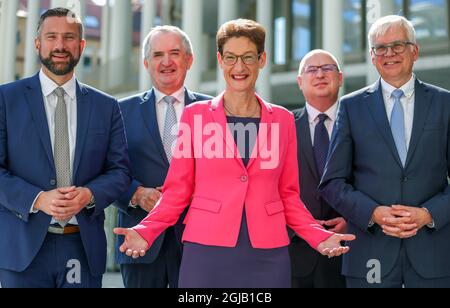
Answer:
[
  {"left": 381, "top": 75, "right": 415, "bottom": 150},
  {"left": 154, "top": 87, "right": 186, "bottom": 139},
  {"left": 305, "top": 101, "right": 338, "bottom": 144},
  {"left": 31, "top": 69, "right": 78, "bottom": 225}
]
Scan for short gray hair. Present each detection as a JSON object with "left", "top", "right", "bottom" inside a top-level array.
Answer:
[
  {"left": 142, "top": 26, "right": 193, "bottom": 60},
  {"left": 368, "top": 15, "right": 416, "bottom": 48},
  {"left": 298, "top": 49, "right": 341, "bottom": 75}
]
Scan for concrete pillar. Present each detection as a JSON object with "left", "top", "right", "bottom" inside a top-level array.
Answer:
[
  {"left": 182, "top": 0, "right": 202, "bottom": 92},
  {"left": 216, "top": 0, "right": 238, "bottom": 94},
  {"left": 256, "top": 0, "right": 272, "bottom": 101},
  {"left": 1, "top": 0, "right": 19, "bottom": 83},
  {"left": 108, "top": 0, "right": 132, "bottom": 90},
  {"left": 160, "top": 0, "right": 171, "bottom": 25},
  {"left": 366, "top": 0, "right": 396, "bottom": 84},
  {"left": 24, "top": 0, "right": 41, "bottom": 77},
  {"left": 139, "top": 0, "right": 156, "bottom": 92},
  {"left": 323, "top": 0, "right": 344, "bottom": 96}
]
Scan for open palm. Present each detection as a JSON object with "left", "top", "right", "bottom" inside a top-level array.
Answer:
[{"left": 113, "top": 227, "right": 149, "bottom": 259}]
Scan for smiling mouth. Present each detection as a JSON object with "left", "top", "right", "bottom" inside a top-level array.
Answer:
[
  {"left": 232, "top": 74, "right": 249, "bottom": 80},
  {"left": 384, "top": 61, "right": 401, "bottom": 66},
  {"left": 161, "top": 69, "right": 176, "bottom": 74}
]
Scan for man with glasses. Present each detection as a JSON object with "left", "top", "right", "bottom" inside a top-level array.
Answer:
[
  {"left": 319, "top": 15, "right": 450, "bottom": 287},
  {"left": 290, "top": 50, "right": 347, "bottom": 288}
]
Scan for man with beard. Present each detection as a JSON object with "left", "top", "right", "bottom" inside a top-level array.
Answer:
[{"left": 0, "top": 8, "right": 131, "bottom": 288}]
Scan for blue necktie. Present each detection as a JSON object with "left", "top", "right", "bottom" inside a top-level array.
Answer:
[
  {"left": 313, "top": 114, "right": 330, "bottom": 177},
  {"left": 390, "top": 89, "right": 407, "bottom": 166}
]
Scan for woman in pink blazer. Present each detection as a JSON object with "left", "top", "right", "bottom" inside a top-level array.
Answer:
[{"left": 115, "top": 19, "right": 355, "bottom": 288}]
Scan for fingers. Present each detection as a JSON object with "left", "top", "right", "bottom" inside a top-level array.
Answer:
[
  {"left": 57, "top": 186, "right": 77, "bottom": 194},
  {"left": 336, "top": 233, "right": 356, "bottom": 242},
  {"left": 383, "top": 216, "right": 413, "bottom": 225},
  {"left": 324, "top": 217, "right": 342, "bottom": 226},
  {"left": 156, "top": 186, "right": 163, "bottom": 192},
  {"left": 113, "top": 228, "right": 128, "bottom": 236},
  {"left": 125, "top": 249, "right": 147, "bottom": 259},
  {"left": 382, "top": 225, "right": 418, "bottom": 238},
  {"left": 322, "top": 246, "right": 350, "bottom": 258}
]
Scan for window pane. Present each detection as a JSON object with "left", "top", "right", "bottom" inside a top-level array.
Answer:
[
  {"left": 409, "top": 0, "right": 449, "bottom": 45},
  {"left": 291, "top": 0, "right": 311, "bottom": 61},
  {"left": 343, "top": 0, "right": 363, "bottom": 55}
]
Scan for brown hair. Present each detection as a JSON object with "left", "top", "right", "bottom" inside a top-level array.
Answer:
[{"left": 216, "top": 19, "right": 266, "bottom": 55}]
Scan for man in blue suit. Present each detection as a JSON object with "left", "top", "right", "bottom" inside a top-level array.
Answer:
[
  {"left": 115, "top": 26, "right": 212, "bottom": 288},
  {"left": 319, "top": 15, "right": 450, "bottom": 287},
  {"left": 0, "top": 8, "right": 130, "bottom": 288},
  {"left": 290, "top": 50, "right": 347, "bottom": 288}
]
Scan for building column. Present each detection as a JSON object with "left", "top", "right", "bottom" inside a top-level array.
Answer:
[
  {"left": 366, "top": 0, "right": 395, "bottom": 84},
  {"left": 24, "top": 0, "right": 41, "bottom": 77},
  {"left": 108, "top": 0, "right": 132, "bottom": 90},
  {"left": 216, "top": 0, "right": 238, "bottom": 94},
  {"left": 160, "top": 0, "right": 172, "bottom": 25},
  {"left": 256, "top": 0, "right": 272, "bottom": 101},
  {"left": 1, "top": 0, "right": 19, "bottom": 83},
  {"left": 322, "top": 0, "right": 344, "bottom": 95},
  {"left": 139, "top": 0, "right": 156, "bottom": 92},
  {"left": 99, "top": 0, "right": 111, "bottom": 90},
  {"left": 182, "top": 0, "right": 203, "bottom": 92}
]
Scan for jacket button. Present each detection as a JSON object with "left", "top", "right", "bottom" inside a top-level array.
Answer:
[
  {"left": 50, "top": 179, "right": 57, "bottom": 186},
  {"left": 240, "top": 175, "right": 248, "bottom": 182},
  {"left": 402, "top": 177, "right": 408, "bottom": 183}
]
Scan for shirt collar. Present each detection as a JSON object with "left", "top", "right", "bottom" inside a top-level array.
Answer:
[
  {"left": 381, "top": 74, "right": 415, "bottom": 100},
  {"left": 305, "top": 101, "right": 339, "bottom": 124},
  {"left": 39, "top": 69, "right": 77, "bottom": 100},
  {"left": 154, "top": 87, "right": 186, "bottom": 105}
]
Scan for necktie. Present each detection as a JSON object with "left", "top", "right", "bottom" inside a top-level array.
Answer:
[
  {"left": 313, "top": 113, "right": 330, "bottom": 177},
  {"left": 390, "top": 89, "right": 407, "bottom": 166},
  {"left": 163, "top": 96, "right": 178, "bottom": 162},
  {"left": 54, "top": 87, "right": 71, "bottom": 226}
]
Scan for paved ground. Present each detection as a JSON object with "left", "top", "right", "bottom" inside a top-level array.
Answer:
[
  {"left": 102, "top": 271, "right": 124, "bottom": 288},
  {"left": 0, "top": 271, "right": 124, "bottom": 288}
]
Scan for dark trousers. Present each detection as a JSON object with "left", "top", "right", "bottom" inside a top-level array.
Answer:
[
  {"left": 292, "top": 255, "right": 346, "bottom": 288},
  {"left": 0, "top": 233, "right": 101, "bottom": 288},
  {"left": 120, "top": 228, "right": 181, "bottom": 288},
  {"left": 346, "top": 241, "right": 450, "bottom": 288}
]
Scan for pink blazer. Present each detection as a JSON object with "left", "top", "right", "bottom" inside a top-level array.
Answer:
[{"left": 134, "top": 93, "right": 333, "bottom": 250}]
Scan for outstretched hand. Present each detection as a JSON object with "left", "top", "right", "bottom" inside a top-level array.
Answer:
[
  {"left": 113, "top": 228, "right": 149, "bottom": 259},
  {"left": 317, "top": 233, "right": 356, "bottom": 258}
]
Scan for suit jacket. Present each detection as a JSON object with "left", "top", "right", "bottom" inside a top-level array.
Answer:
[
  {"left": 0, "top": 73, "right": 131, "bottom": 276},
  {"left": 115, "top": 88, "right": 212, "bottom": 264},
  {"left": 290, "top": 107, "right": 342, "bottom": 277},
  {"left": 133, "top": 93, "right": 333, "bottom": 250},
  {"left": 319, "top": 79, "right": 450, "bottom": 279}
]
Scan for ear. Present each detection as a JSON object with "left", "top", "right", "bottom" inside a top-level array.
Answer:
[
  {"left": 370, "top": 50, "right": 377, "bottom": 66},
  {"left": 412, "top": 44, "right": 420, "bottom": 62},
  {"left": 35, "top": 38, "right": 40, "bottom": 54},
  {"left": 338, "top": 71, "right": 343, "bottom": 87},
  {"left": 144, "top": 58, "right": 149, "bottom": 71},
  {"left": 186, "top": 54, "right": 194, "bottom": 70},
  {"left": 258, "top": 51, "right": 267, "bottom": 69},
  {"left": 79, "top": 39, "right": 86, "bottom": 55},
  {"left": 217, "top": 52, "right": 224, "bottom": 69},
  {"left": 297, "top": 75, "right": 303, "bottom": 90}
]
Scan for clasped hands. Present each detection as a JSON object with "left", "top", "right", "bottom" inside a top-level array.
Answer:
[
  {"left": 371, "top": 205, "right": 433, "bottom": 239},
  {"left": 33, "top": 186, "right": 93, "bottom": 221}
]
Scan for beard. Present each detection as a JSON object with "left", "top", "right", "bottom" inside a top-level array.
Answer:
[{"left": 39, "top": 49, "right": 80, "bottom": 76}]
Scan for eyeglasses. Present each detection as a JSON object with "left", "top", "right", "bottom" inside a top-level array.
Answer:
[
  {"left": 303, "top": 64, "right": 339, "bottom": 75},
  {"left": 371, "top": 41, "right": 415, "bottom": 56},
  {"left": 222, "top": 52, "right": 261, "bottom": 66}
]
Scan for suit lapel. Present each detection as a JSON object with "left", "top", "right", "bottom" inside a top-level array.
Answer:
[
  {"left": 246, "top": 94, "right": 273, "bottom": 170},
  {"left": 297, "top": 109, "right": 319, "bottom": 182},
  {"left": 365, "top": 80, "right": 404, "bottom": 168},
  {"left": 72, "top": 82, "right": 91, "bottom": 180},
  {"left": 25, "top": 74, "right": 55, "bottom": 169},
  {"left": 140, "top": 89, "right": 169, "bottom": 165},
  {"left": 210, "top": 93, "right": 246, "bottom": 169},
  {"left": 405, "top": 80, "right": 433, "bottom": 167}
]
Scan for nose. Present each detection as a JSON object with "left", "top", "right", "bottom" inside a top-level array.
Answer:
[
  {"left": 316, "top": 68, "right": 325, "bottom": 77},
  {"left": 385, "top": 46, "right": 396, "bottom": 57},
  {"left": 162, "top": 53, "right": 172, "bottom": 66},
  {"left": 233, "top": 56, "right": 246, "bottom": 70}
]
